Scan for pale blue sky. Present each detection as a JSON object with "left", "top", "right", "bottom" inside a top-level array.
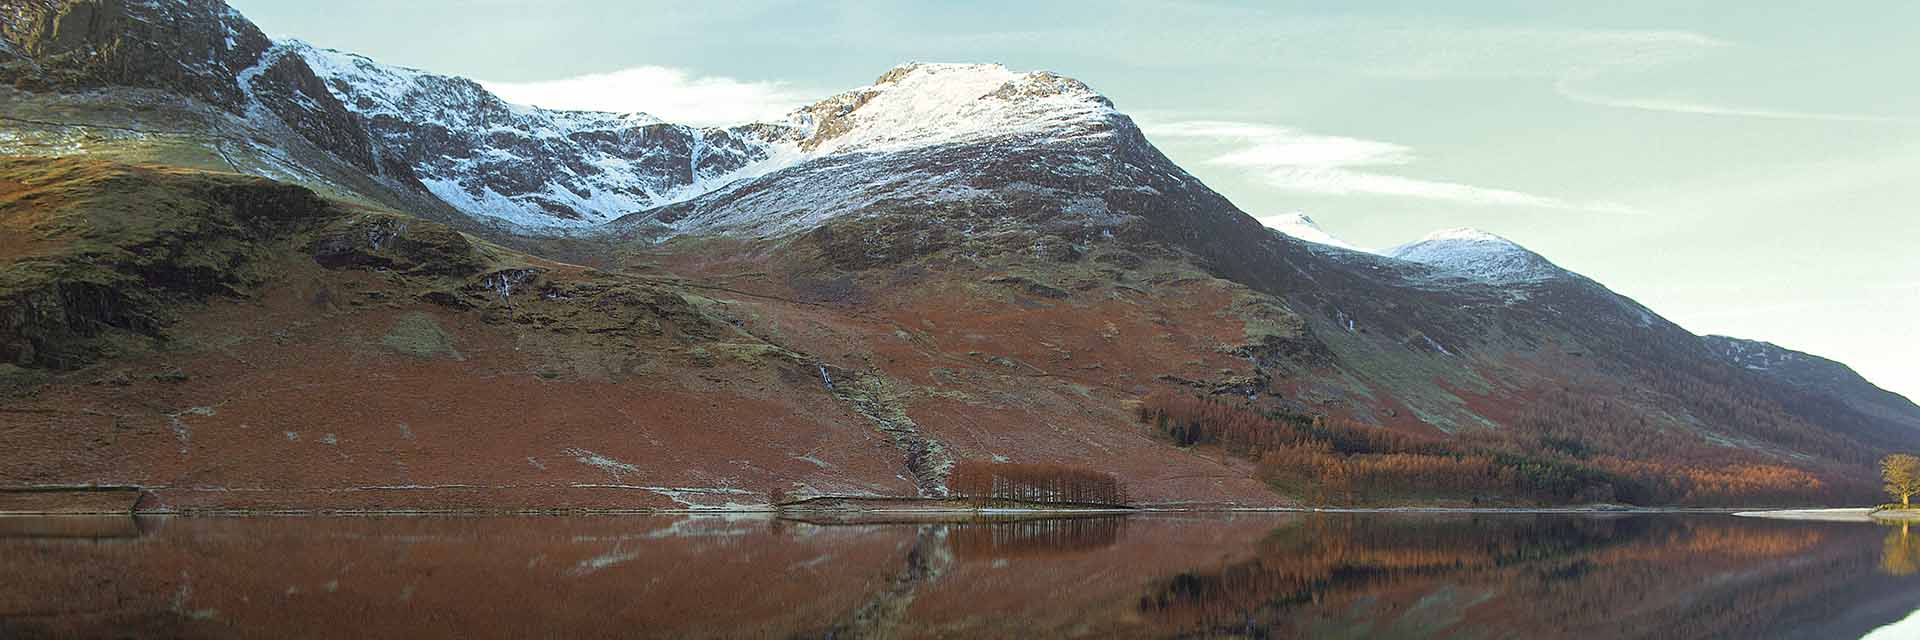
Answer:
[{"left": 230, "top": 1, "right": 1920, "bottom": 398}]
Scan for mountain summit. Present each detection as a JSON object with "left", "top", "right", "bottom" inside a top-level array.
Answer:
[
  {"left": 1263, "top": 212, "right": 1362, "bottom": 252},
  {"left": 1388, "top": 228, "right": 1567, "bottom": 284},
  {"left": 791, "top": 62, "right": 1117, "bottom": 153}
]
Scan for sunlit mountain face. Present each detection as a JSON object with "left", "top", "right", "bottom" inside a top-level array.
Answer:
[{"left": 2, "top": 0, "right": 1917, "bottom": 512}]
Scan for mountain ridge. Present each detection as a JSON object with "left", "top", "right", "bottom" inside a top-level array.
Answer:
[
  {"left": 280, "top": 35, "right": 1143, "bottom": 234},
  {"left": 2, "top": 0, "right": 1915, "bottom": 511}
]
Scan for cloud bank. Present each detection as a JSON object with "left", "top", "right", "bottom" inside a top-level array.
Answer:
[{"left": 481, "top": 66, "right": 814, "bottom": 127}]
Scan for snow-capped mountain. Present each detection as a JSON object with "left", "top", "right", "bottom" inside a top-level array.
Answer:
[
  {"left": 620, "top": 62, "right": 1156, "bottom": 239},
  {"left": 6, "top": 1, "right": 1135, "bottom": 233},
  {"left": 787, "top": 63, "right": 1118, "bottom": 155},
  {"left": 0, "top": 0, "right": 1249, "bottom": 252},
  {"left": 280, "top": 40, "right": 792, "bottom": 228},
  {"left": 8, "top": 0, "right": 1920, "bottom": 512},
  {"left": 261, "top": 36, "right": 1142, "bottom": 234},
  {"left": 1262, "top": 213, "right": 1362, "bottom": 252},
  {"left": 1387, "top": 228, "right": 1566, "bottom": 284}
]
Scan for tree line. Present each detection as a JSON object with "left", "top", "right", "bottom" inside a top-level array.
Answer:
[
  {"left": 948, "top": 461, "right": 1129, "bottom": 507},
  {"left": 1139, "top": 391, "right": 1859, "bottom": 506}
]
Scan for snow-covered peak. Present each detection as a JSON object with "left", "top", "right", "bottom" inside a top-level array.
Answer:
[
  {"left": 282, "top": 39, "right": 436, "bottom": 117},
  {"left": 1412, "top": 227, "right": 1518, "bottom": 245},
  {"left": 1262, "top": 212, "right": 1362, "bottom": 251},
  {"left": 1388, "top": 227, "right": 1565, "bottom": 284},
  {"left": 217, "top": 33, "right": 1149, "bottom": 233},
  {"left": 271, "top": 48, "right": 1138, "bottom": 230},
  {"left": 790, "top": 62, "right": 1120, "bottom": 154},
  {"left": 285, "top": 39, "right": 666, "bottom": 128},
  {"left": 272, "top": 38, "right": 789, "bottom": 228}
]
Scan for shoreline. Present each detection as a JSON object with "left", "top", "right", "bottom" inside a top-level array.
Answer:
[
  {"left": 1733, "top": 507, "right": 1920, "bottom": 523},
  {"left": 0, "top": 504, "right": 1781, "bottom": 518},
  {"left": 0, "top": 488, "right": 1868, "bottom": 518}
]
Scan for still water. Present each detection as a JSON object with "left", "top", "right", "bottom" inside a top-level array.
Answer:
[{"left": 3, "top": 512, "right": 1919, "bottom": 639}]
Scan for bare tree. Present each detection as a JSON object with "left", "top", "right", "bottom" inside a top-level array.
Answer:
[{"left": 1884, "top": 455, "right": 1920, "bottom": 507}]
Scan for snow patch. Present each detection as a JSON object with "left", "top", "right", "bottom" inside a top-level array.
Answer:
[
  {"left": 562, "top": 448, "right": 639, "bottom": 479},
  {"left": 564, "top": 549, "right": 639, "bottom": 577}
]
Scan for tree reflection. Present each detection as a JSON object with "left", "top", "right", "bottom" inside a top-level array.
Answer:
[
  {"left": 949, "top": 515, "right": 1126, "bottom": 559},
  {"left": 1135, "top": 515, "right": 1869, "bottom": 639},
  {"left": 1882, "top": 521, "right": 1920, "bottom": 576}
]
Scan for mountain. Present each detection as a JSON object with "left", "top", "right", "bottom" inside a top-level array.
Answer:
[
  {"left": 1261, "top": 213, "right": 1362, "bottom": 252},
  {"left": 1388, "top": 228, "right": 1567, "bottom": 284},
  {"left": 285, "top": 40, "right": 793, "bottom": 229},
  {"left": 1706, "top": 336, "right": 1920, "bottom": 435},
  {"left": 3, "top": 0, "right": 1917, "bottom": 511}
]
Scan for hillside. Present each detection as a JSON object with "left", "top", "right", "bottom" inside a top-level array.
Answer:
[{"left": 2, "top": 0, "right": 1916, "bottom": 510}]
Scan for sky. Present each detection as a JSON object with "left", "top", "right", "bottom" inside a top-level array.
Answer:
[{"left": 230, "top": 0, "right": 1919, "bottom": 399}]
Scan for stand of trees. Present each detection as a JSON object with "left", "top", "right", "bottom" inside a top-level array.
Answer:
[
  {"left": 1139, "top": 391, "right": 1856, "bottom": 506},
  {"left": 948, "top": 461, "right": 1128, "bottom": 507}
]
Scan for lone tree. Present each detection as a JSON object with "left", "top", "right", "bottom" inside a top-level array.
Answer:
[{"left": 1882, "top": 454, "right": 1920, "bottom": 507}]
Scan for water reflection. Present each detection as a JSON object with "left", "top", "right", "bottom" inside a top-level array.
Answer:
[
  {"left": 0, "top": 514, "right": 146, "bottom": 539},
  {"left": 1884, "top": 522, "right": 1920, "bottom": 577},
  {"left": 948, "top": 515, "right": 1126, "bottom": 559},
  {"left": 1134, "top": 515, "right": 1868, "bottom": 639},
  {"left": 0, "top": 513, "right": 1916, "bottom": 639}
]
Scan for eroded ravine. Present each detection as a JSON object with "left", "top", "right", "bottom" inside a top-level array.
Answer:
[{"left": 819, "top": 367, "right": 954, "bottom": 498}]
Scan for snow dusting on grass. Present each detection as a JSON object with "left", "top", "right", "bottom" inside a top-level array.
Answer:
[{"left": 562, "top": 448, "right": 639, "bottom": 480}]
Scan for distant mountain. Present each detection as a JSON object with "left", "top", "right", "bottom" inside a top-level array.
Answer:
[
  {"left": 2, "top": 0, "right": 1913, "bottom": 510},
  {"left": 1262, "top": 213, "right": 1362, "bottom": 252},
  {"left": 1388, "top": 228, "right": 1566, "bottom": 284}
]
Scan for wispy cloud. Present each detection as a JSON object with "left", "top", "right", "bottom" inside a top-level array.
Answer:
[
  {"left": 480, "top": 67, "right": 816, "bottom": 127},
  {"left": 1553, "top": 75, "right": 1919, "bottom": 125},
  {"left": 900, "top": 14, "right": 1901, "bottom": 126},
  {"left": 1314, "top": 26, "right": 1729, "bottom": 79},
  {"left": 1146, "top": 120, "right": 1638, "bottom": 213},
  {"left": 818, "top": 12, "right": 1729, "bottom": 79}
]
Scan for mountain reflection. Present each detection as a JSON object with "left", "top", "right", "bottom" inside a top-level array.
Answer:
[
  {"left": 3, "top": 513, "right": 1918, "bottom": 639},
  {"left": 1134, "top": 514, "right": 1907, "bottom": 639}
]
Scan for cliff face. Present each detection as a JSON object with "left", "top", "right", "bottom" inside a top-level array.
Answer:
[{"left": 2, "top": 0, "right": 270, "bottom": 108}]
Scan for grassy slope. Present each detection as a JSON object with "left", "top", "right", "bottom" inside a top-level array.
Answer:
[{"left": 0, "top": 157, "right": 1288, "bottom": 510}]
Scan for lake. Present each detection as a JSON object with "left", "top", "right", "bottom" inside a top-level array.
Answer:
[{"left": 3, "top": 512, "right": 1918, "bottom": 638}]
